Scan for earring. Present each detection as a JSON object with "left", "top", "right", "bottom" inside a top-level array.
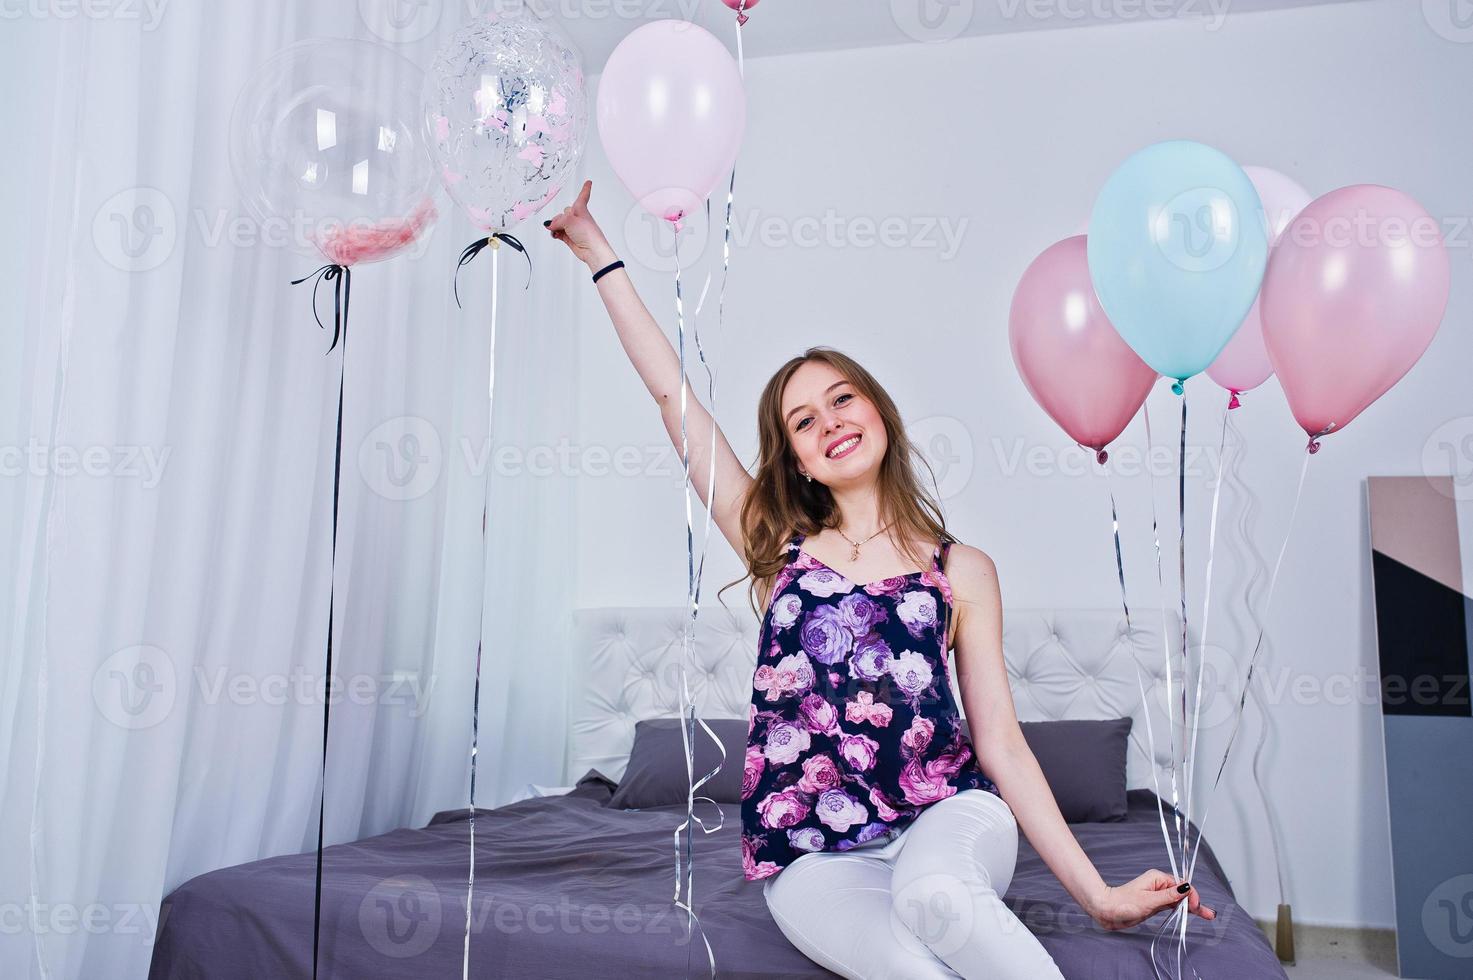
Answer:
[{"left": 803, "top": 472, "right": 812, "bottom": 482}]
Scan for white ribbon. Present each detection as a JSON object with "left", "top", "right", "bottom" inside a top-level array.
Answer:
[{"left": 462, "top": 241, "right": 501, "bottom": 980}]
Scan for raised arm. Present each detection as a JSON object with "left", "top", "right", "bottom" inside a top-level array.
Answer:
[{"left": 546, "top": 180, "right": 755, "bottom": 559}]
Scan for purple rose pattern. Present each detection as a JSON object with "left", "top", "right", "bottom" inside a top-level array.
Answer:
[{"left": 741, "top": 533, "right": 1000, "bottom": 882}]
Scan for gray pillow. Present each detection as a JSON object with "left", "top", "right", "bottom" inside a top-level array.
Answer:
[
  {"left": 962, "top": 717, "right": 1132, "bottom": 823},
  {"left": 608, "top": 718, "right": 748, "bottom": 809}
]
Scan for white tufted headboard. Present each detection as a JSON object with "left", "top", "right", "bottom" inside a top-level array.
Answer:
[{"left": 565, "top": 606, "right": 1189, "bottom": 793}]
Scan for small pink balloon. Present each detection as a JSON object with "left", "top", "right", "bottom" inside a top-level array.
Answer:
[
  {"left": 1010, "top": 236, "right": 1159, "bottom": 460},
  {"left": 1261, "top": 184, "right": 1450, "bottom": 447},
  {"left": 1206, "top": 166, "right": 1313, "bottom": 400},
  {"left": 722, "top": 0, "right": 759, "bottom": 23},
  {"left": 597, "top": 21, "right": 746, "bottom": 228}
]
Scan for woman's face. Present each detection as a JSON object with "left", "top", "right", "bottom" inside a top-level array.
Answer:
[{"left": 780, "top": 360, "right": 887, "bottom": 490}]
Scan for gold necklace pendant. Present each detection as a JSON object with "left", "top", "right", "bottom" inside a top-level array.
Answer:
[{"left": 838, "top": 521, "right": 889, "bottom": 563}]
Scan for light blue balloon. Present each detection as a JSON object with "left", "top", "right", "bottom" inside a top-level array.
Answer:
[{"left": 1087, "top": 140, "right": 1268, "bottom": 384}]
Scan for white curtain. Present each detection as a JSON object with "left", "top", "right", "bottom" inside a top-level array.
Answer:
[{"left": 0, "top": 6, "right": 583, "bottom": 978}]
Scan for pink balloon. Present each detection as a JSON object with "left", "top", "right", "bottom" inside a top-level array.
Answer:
[
  {"left": 1206, "top": 166, "right": 1313, "bottom": 400},
  {"left": 596, "top": 21, "right": 746, "bottom": 228},
  {"left": 1261, "top": 184, "right": 1450, "bottom": 446},
  {"left": 1010, "top": 236, "right": 1159, "bottom": 460},
  {"left": 722, "top": 0, "right": 759, "bottom": 22}
]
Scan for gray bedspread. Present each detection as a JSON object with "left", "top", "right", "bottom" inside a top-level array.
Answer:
[{"left": 148, "top": 775, "right": 1286, "bottom": 978}]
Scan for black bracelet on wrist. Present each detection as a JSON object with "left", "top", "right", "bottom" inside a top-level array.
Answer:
[{"left": 591, "top": 259, "right": 625, "bottom": 284}]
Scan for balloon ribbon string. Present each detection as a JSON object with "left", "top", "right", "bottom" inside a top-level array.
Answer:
[
  {"left": 455, "top": 232, "right": 530, "bottom": 309},
  {"left": 1104, "top": 463, "right": 1180, "bottom": 874},
  {"left": 1187, "top": 442, "right": 1315, "bottom": 883},
  {"left": 1104, "top": 451, "right": 1189, "bottom": 980},
  {"left": 1142, "top": 400, "right": 1188, "bottom": 867},
  {"left": 461, "top": 245, "right": 500, "bottom": 979},
  {"left": 1166, "top": 391, "right": 1198, "bottom": 980},
  {"left": 1182, "top": 395, "right": 1230, "bottom": 885},
  {"left": 290, "top": 263, "right": 351, "bottom": 980},
  {"left": 691, "top": 164, "right": 735, "bottom": 828},
  {"left": 672, "top": 218, "right": 728, "bottom": 980}
]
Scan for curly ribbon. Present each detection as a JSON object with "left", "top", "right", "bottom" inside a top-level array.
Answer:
[
  {"left": 291, "top": 263, "right": 352, "bottom": 353},
  {"left": 454, "top": 231, "right": 530, "bottom": 309},
  {"left": 291, "top": 263, "right": 352, "bottom": 980},
  {"left": 670, "top": 219, "right": 729, "bottom": 980},
  {"left": 1181, "top": 396, "right": 1231, "bottom": 891},
  {"left": 1185, "top": 427, "right": 1325, "bottom": 886},
  {"left": 1150, "top": 386, "right": 1232, "bottom": 980},
  {"left": 1138, "top": 395, "right": 1198, "bottom": 980},
  {"left": 1141, "top": 400, "right": 1188, "bottom": 864},
  {"left": 462, "top": 244, "right": 503, "bottom": 980},
  {"left": 667, "top": 15, "right": 744, "bottom": 977},
  {"left": 1175, "top": 393, "right": 1190, "bottom": 835},
  {"left": 1226, "top": 409, "right": 1291, "bottom": 908},
  {"left": 1101, "top": 465, "right": 1181, "bottom": 883},
  {"left": 1101, "top": 451, "right": 1192, "bottom": 980}
]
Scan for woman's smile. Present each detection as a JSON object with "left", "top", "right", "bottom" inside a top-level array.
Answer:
[{"left": 825, "top": 432, "right": 862, "bottom": 459}]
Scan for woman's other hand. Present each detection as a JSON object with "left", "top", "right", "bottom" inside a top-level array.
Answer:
[
  {"left": 1088, "top": 870, "right": 1216, "bottom": 932},
  {"left": 545, "top": 179, "right": 617, "bottom": 269}
]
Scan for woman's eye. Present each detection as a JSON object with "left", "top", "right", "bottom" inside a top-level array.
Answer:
[
  {"left": 835, "top": 393, "right": 852, "bottom": 406},
  {"left": 795, "top": 417, "right": 811, "bottom": 431}
]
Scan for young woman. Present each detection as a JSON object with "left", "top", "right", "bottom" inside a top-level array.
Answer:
[{"left": 546, "top": 180, "right": 1214, "bottom": 979}]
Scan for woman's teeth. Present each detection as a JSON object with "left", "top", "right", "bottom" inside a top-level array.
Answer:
[{"left": 827, "top": 435, "right": 861, "bottom": 458}]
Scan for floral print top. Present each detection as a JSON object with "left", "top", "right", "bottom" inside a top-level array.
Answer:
[{"left": 740, "top": 532, "right": 1001, "bottom": 881}]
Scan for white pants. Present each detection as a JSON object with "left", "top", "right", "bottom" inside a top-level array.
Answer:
[{"left": 762, "top": 788, "right": 1066, "bottom": 980}]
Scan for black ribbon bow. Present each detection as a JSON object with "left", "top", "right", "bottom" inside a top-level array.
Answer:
[
  {"left": 454, "top": 232, "right": 531, "bottom": 308},
  {"left": 290, "top": 264, "right": 352, "bottom": 353}
]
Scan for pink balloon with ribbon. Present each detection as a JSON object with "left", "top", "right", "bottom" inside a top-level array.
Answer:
[
  {"left": 1010, "top": 236, "right": 1160, "bottom": 463},
  {"left": 1260, "top": 184, "right": 1451, "bottom": 451},
  {"left": 722, "top": 0, "right": 759, "bottom": 24},
  {"left": 1206, "top": 166, "right": 1313, "bottom": 407},
  {"left": 596, "top": 20, "right": 746, "bottom": 230}
]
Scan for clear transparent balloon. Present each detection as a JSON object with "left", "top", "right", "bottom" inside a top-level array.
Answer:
[
  {"left": 230, "top": 37, "right": 438, "bottom": 266},
  {"left": 424, "top": 8, "right": 589, "bottom": 233}
]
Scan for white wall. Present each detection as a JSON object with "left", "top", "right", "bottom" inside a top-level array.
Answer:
[{"left": 567, "top": 0, "right": 1473, "bottom": 930}]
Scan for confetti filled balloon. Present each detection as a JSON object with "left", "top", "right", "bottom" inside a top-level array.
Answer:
[
  {"left": 424, "top": 7, "right": 589, "bottom": 233},
  {"left": 229, "top": 37, "right": 438, "bottom": 266}
]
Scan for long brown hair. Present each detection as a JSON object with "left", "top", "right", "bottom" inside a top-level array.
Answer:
[{"left": 717, "top": 346, "right": 954, "bottom": 618}]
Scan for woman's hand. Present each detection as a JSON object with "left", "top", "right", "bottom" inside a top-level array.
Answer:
[
  {"left": 545, "top": 179, "right": 617, "bottom": 269},
  {"left": 1088, "top": 871, "right": 1216, "bottom": 932}
]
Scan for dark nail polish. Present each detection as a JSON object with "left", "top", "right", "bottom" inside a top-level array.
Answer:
[
  {"left": 1176, "top": 883, "right": 1191, "bottom": 893},
  {"left": 543, "top": 219, "right": 551, "bottom": 227}
]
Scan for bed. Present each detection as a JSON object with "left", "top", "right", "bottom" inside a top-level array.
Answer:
[{"left": 148, "top": 607, "right": 1288, "bottom": 979}]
